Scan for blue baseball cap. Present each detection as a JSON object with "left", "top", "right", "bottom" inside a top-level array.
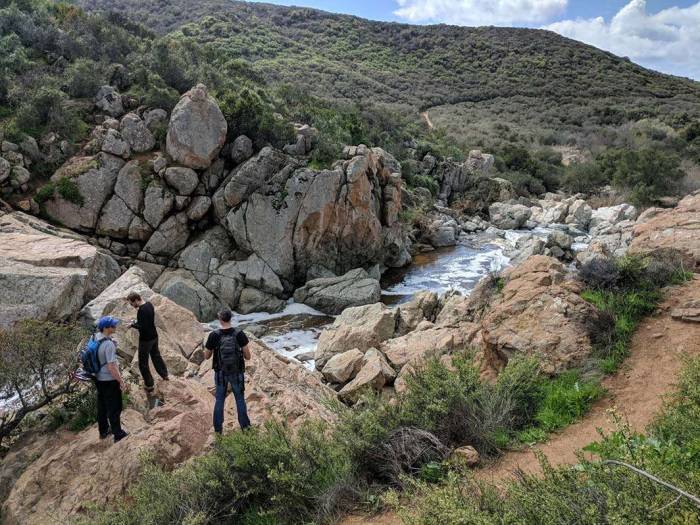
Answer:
[{"left": 97, "top": 316, "right": 121, "bottom": 331}]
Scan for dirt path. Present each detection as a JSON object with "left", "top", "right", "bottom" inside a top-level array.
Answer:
[
  {"left": 340, "top": 277, "right": 700, "bottom": 523},
  {"left": 478, "top": 276, "right": 700, "bottom": 483},
  {"left": 420, "top": 111, "right": 434, "bottom": 130}
]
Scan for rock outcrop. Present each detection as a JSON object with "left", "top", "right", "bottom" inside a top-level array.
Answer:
[
  {"left": 0, "top": 210, "right": 120, "bottom": 327},
  {"left": 629, "top": 192, "right": 700, "bottom": 271},
  {"left": 480, "top": 256, "right": 599, "bottom": 374}
]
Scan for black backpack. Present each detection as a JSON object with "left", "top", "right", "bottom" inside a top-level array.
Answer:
[{"left": 217, "top": 329, "right": 244, "bottom": 375}]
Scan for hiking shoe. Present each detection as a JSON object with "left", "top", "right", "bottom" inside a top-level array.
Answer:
[
  {"left": 113, "top": 431, "right": 129, "bottom": 443},
  {"left": 99, "top": 429, "right": 113, "bottom": 440}
]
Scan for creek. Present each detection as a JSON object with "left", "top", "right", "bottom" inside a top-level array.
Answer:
[{"left": 231, "top": 225, "right": 587, "bottom": 370}]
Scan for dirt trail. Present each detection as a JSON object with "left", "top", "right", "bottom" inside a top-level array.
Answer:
[
  {"left": 478, "top": 276, "right": 700, "bottom": 482},
  {"left": 420, "top": 111, "right": 434, "bottom": 130},
  {"left": 340, "top": 277, "right": 700, "bottom": 524}
]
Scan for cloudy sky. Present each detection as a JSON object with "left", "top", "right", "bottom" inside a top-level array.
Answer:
[{"left": 254, "top": 0, "right": 700, "bottom": 80}]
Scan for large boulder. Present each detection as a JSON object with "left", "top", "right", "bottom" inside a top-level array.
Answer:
[
  {"left": 44, "top": 153, "right": 125, "bottom": 232},
  {"left": 223, "top": 146, "right": 292, "bottom": 208},
  {"left": 230, "top": 134, "right": 254, "bottom": 165},
  {"left": 142, "top": 212, "right": 190, "bottom": 257},
  {"left": 166, "top": 84, "right": 227, "bottom": 169},
  {"left": 0, "top": 211, "right": 120, "bottom": 327},
  {"left": 315, "top": 302, "right": 398, "bottom": 369},
  {"left": 589, "top": 203, "right": 638, "bottom": 230},
  {"left": 80, "top": 265, "right": 158, "bottom": 325},
  {"left": 95, "top": 85, "right": 124, "bottom": 117},
  {"left": 177, "top": 226, "right": 232, "bottom": 284},
  {"left": 489, "top": 202, "right": 531, "bottom": 230},
  {"left": 236, "top": 287, "right": 285, "bottom": 314},
  {"left": 164, "top": 166, "right": 199, "bottom": 196},
  {"left": 293, "top": 268, "right": 381, "bottom": 315},
  {"left": 338, "top": 349, "right": 396, "bottom": 403},
  {"left": 143, "top": 181, "right": 175, "bottom": 229},
  {"left": 382, "top": 324, "right": 479, "bottom": 369},
  {"left": 396, "top": 291, "right": 439, "bottom": 335},
  {"left": 629, "top": 192, "right": 700, "bottom": 271},
  {"left": 480, "top": 256, "right": 599, "bottom": 374},
  {"left": 153, "top": 269, "right": 222, "bottom": 321},
  {"left": 321, "top": 348, "right": 364, "bottom": 384}
]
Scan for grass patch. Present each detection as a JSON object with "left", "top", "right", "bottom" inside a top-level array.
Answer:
[
  {"left": 33, "top": 182, "right": 56, "bottom": 204},
  {"left": 580, "top": 251, "right": 692, "bottom": 373}
]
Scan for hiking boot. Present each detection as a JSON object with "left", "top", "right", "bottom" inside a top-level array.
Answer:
[
  {"left": 99, "top": 429, "right": 113, "bottom": 440},
  {"left": 113, "top": 431, "right": 129, "bottom": 443}
]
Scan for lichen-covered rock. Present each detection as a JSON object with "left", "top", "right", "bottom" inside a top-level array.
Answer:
[
  {"left": 120, "top": 113, "right": 155, "bottom": 153},
  {"left": 230, "top": 134, "right": 254, "bottom": 164},
  {"left": 489, "top": 202, "right": 532, "bottom": 230},
  {"left": 166, "top": 84, "right": 227, "bottom": 169},
  {"left": 44, "top": 153, "right": 125, "bottom": 232},
  {"left": 164, "top": 166, "right": 199, "bottom": 196},
  {"left": 95, "top": 85, "right": 124, "bottom": 117},
  {"left": 142, "top": 212, "right": 190, "bottom": 257},
  {"left": 143, "top": 181, "right": 175, "bottom": 229}
]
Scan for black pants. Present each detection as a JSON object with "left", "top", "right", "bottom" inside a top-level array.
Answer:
[
  {"left": 138, "top": 337, "right": 169, "bottom": 390},
  {"left": 96, "top": 380, "right": 124, "bottom": 438}
]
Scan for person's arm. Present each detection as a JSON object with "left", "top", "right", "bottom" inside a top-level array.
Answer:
[
  {"left": 106, "top": 362, "right": 126, "bottom": 390},
  {"left": 103, "top": 342, "right": 126, "bottom": 390},
  {"left": 131, "top": 305, "right": 143, "bottom": 330},
  {"left": 238, "top": 331, "right": 252, "bottom": 360},
  {"left": 203, "top": 332, "right": 215, "bottom": 360}
]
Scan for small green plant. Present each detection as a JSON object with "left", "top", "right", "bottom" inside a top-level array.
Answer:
[
  {"left": 34, "top": 182, "right": 56, "bottom": 204},
  {"left": 532, "top": 371, "right": 604, "bottom": 432},
  {"left": 56, "top": 176, "right": 84, "bottom": 206}
]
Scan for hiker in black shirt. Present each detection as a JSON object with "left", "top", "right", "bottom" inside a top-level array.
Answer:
[
  {"left": 204, "top": 308, "right": 251, "bottom": 433},
  {"left": 127, "top": 291, "right": 169, "bottom": 392}
]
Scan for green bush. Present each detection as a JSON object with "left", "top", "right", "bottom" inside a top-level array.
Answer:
[
  {"left": 66, "top": 58, "right": 103, "bottom": 98},
  {"left": 34, "top": 182, "right": 56, "bottom": 204},
  {"left": 400, "top": 357, "right": 700, "bottom": 525},
  {"left": 531, "top": 371, "right": 603, "bottom": 432},
  {"left": 561, "top": 161, "right": 609, "bottom": 193}
]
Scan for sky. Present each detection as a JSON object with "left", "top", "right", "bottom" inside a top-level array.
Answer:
[{"left": 253, "top": 0, "right": 700, "bottom": 80}]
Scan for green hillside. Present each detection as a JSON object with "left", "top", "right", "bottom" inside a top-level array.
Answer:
[{"left": 77, "top": 0, "right": 700, "bottom": 150}]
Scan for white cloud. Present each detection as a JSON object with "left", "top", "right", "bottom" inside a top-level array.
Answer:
[
  {"left": 545, "top": 0, "right": 700, "bottom": 79},
  {"left": 393, "top": 0, "right": 568, "bottom": 26}
]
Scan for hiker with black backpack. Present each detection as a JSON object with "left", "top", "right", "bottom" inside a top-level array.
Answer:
[
  {"left": 81, "top": 316, "right": 129, "bottom": 443},
  {"left": 204, "top": 308, "right": 252, "bottom": 433}
]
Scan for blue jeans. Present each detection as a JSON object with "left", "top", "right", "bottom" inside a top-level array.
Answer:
[{"left": 213, "top": 370, "right": 251, "bottom": 433}]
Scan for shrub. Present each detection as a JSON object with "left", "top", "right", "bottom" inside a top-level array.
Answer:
[
  {"left": 531, "top": 371, "right": 603, "bottom": 432},
  {"left": 401, "top": 359, "right": 700, "bottom": 525},
  {"left": 561, "top": 161, "right": 609, "bottom": 194},
  {"left": 66, "top": 58, "right": 103, "bottom": 98}
]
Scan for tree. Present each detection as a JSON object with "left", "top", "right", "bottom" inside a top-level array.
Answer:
[{"left": 0, "top": 320, "right": 86, "bottom": 444}]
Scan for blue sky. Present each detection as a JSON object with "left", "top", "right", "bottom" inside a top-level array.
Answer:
[{"left": 252, "top": 0, "right": 700, "bottom": 79}]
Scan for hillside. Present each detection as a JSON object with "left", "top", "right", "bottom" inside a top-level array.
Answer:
[{"left": 77, "top": 0, "right": 700, "bottom": 149}]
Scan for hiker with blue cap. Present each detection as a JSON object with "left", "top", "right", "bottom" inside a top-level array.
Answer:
[{"left": 92, "top": 316, "right": 129, "bottom": 443}]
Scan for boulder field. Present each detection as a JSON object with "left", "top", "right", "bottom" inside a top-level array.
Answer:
[{"left": 26, "top": 84, "right": 411, "bottom": 320}]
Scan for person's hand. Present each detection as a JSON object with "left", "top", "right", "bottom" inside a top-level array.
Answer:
[{"left": 119, "top": 381, "right": 129, "bottom": 393}]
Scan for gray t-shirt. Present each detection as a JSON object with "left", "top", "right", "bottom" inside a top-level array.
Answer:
[{"left": 95, "top": 333, "right": 118, "bottom": 382}]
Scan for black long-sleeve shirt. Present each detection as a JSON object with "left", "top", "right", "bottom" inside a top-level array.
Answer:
[{"left": 133, "top": 301, "right": 158, "bottom": 341}]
